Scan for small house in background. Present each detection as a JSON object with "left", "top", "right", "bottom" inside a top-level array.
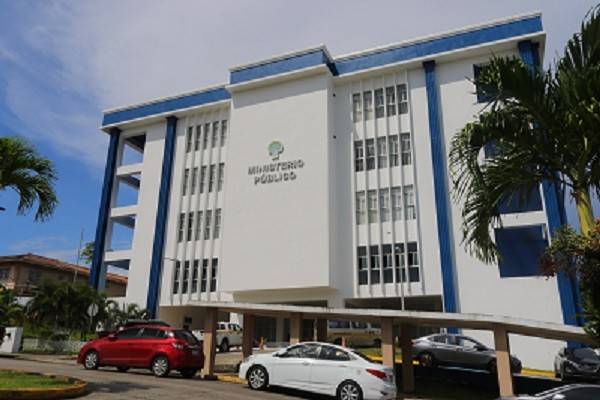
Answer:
[{"left": 0, "top": 253, "right": 127, "bottom": 298}]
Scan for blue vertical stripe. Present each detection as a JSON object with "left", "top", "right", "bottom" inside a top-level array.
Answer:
[
  {"left": 518, "top": 40, "right": 583, "bottom": 329},
  {"left": 147, "top": 116, "right": 178, "bottom": 317},
  {"left": 89, "top": 128, "right": 120, "bottom": 288},
  {"left": 423, "top": 60, "right": 458, "bottom": 325}
]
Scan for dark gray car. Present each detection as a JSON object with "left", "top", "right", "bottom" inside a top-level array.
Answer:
[
  {"left": 554, "top": 347, "right": 600, "bottom": 381},
  {"left": 412, "top": 333, "right": 521, "bottom": 373}
]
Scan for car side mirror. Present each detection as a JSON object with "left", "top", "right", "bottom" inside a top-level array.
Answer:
[
  {"left": 476, "top": 344, "right": 486, "bottom": 351},
  {"left": 107, "top": 334, "right": 117, "bottom": 341}
]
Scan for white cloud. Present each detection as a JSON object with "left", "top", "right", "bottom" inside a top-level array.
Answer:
[{"left": 10, "top": 235, "right": 69, "bottom": 252}]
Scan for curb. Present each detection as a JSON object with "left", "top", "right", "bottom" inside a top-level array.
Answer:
[
  {"left": 0, "top": 369, "right": 87, "bottom": 400},
  {"left": 217, "top": 374, "right": 246, "bottom": 384}
]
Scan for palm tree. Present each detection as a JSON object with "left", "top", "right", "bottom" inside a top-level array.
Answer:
[
  {"left": 0, "top": 285, "right": 24, "bottom": 327},
  {"left": 450, "top": 6, "right": 600, "bottom": 263},
  {"left": 0, "top": 136, "right": 58, "bottom": 221}
]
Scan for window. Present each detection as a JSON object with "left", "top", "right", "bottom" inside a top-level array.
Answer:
[
  {"left": 397, "top": 84, "right": 408, "bottom": 114},
  {"left": 363, "top": 91, "right": 373, "bottom": 120},
  {"left": 357, "top": 247, "right": 367, "bottom": 285},
  {"left": 382, "top": 244, "right": 394, "bottom": 283},
  {"left": 404, "top": 185, "right": 415, "bottom": 220},
  {"left": 140, "top": 328, "right": 166, "bottom": 339},
  {"left": 388, "top": 135, "right": 399, "bottom": 167},
  {"left": 354, "top": 141, "right": 364, "bottom": 172},
  {"left": 391, "top": 187, "right": 402, "bottom": 221},
  {"left": 186, "top": 127, "right": 193, "bottom": 153},
  {"left": 173, "top": 261, "right": 180, "bottom": 294},
  {"left": 356, "top": 192, "right": 366, "bottom": 225},
  {"left": 192, "top": 260, "right": 199, "bottom": 293},
  {"left": 385, "top": 86, "right": 396, "bottom": 116},
  {"left": 182, "top": 168, "right": 190, "bottom": 196},
  {"left": 191, "top": 167, "right": 198, "bottom": 195},
  {"left": 375, "top": 88, "right": 384, "bottom": 118},
  {"left": 212, "top": 122, "right": 219, "bottom": 148},
  {"left": 182, "top": 261, "right": 190, "bottom": 293},
  {"left": 187, "top": 212, "right": 194, "bottom": 241},
  {"left": 400, "top": 133, "right": 412, "bottom": 165},
  {"left": 214, "top": 209, "right": 222, "bottom": 239},
  {"left": 201, "top": 260, "right": 208, "bottom": 292},
  {"left": 377, "top": 137, "right": 387, "bottom": 168},
  {"left": 394, "top": 245, "right": 405, "bottom": 282},
  {"left": 0, "top": 268, "right": 10, "bottom": 280},
  {"left": 366, "top": 139, "right": 375, "bottom": 170},
  {"left": 195, "top": 211, "right": 203, "bottom": 241},
  {"left": 379, "top": 189, "right": 390, "bottom": 222},
  {"left": 407, "top": 242, "right": 420, "bottom": 282},
  {"left": 220, "top": 120, "right": 228, "bottom": 147},
  {"left": 370, "top": 246, "right": 380, "bottom": 284},
  {"left": 200, "top": 166, "right": 207, "bottom": 193},
  {"left": 178, "top": 213, "right": 186, "bottom": 242},
  {"left": 367, "top": 190, "right": 378, "bottom": 223},
  {"left": 204, "top": 210, "right": 212, "bottom": 239},
  {"left": 203, "top": 123, "right": 210, "bottom": 149},
  {"left": 116, "top": 328, "right": 141, "bottom": 339},
  {"left": 194, "top": 125, "right": 202, "bottom": 151},
  {"left": 209, "top": 165, "right": 216, "bottom": 192},
  {"left": 218, "top": 163, "right": 225, "bottom": 191},
  {"left": 352, "top": 93, "right": 362, "bottom": 122},
  {"left": 319, "top": 346, "right": 350, "bottom": 361},
  {"left": 210, "top": 259, "right": 218, "bottom": 292}
]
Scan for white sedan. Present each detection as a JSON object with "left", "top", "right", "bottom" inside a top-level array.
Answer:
[{"left": 239, "top": 342, "right": 396, "bottom": 400}]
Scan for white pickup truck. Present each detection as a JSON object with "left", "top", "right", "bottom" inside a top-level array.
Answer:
[{"left": 192, "top": 321, "right": 243, "bottom": 352}]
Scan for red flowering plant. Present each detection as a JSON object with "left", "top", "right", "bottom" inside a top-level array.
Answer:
[{"left": 540, "top": 219, "right": 600, "bottom": 344}]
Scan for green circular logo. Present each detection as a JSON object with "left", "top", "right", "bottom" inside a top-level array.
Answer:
[{"left": 268, "top": 140, "right": 284, "bottom": 160}]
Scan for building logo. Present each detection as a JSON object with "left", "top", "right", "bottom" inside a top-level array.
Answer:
[
  {"left": 247, "top": 140, "right": 305, "bottom": 186},
  {"left": 268, "top": 140, "right": 284, "bottom": 160}
]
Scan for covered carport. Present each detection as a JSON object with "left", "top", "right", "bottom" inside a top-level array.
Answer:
[{"left": 195, "top": 301, "right": 594, "bottom": 397}]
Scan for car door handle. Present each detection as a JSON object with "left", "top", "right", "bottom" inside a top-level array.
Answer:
[{"left": 339, "top": 365, "right": 347, "bottom": 368}]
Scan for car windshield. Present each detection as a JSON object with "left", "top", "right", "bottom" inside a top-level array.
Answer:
[
  {"left": 174, "top": 330, "right": 198, "bottom": 344},
  {"left": 571, "top": 348, "right": 598, "bottom": 358}
]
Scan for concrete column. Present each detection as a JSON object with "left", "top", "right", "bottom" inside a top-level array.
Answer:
[
  {"left": 202, "top": 307, "right": 218, "bottom": 379},
  {"left": 381, "top": 318, "right": 395, "bottom": 367},
  {"left": 316, "top": 318, "right": 328, "bottom": 342},
  {"left": 400, "top": 324, "right": 415, "bottom": 393},
  {"left": 493, "top": 326, "right": 514, "bottom": 397},
  {"left": 290, "top": 313, "right": 303, "bottom": 345},
  {"left": 242, "top": 314, "right": 254, "bottom": 359}
]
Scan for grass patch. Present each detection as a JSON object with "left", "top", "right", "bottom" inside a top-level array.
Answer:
[{"left": 0, "top": 371, "right": 72, "bottom": 389}]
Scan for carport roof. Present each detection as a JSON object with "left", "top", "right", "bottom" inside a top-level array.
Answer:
[{"left": 190, "top": 301, "right": 594, "bottom": 345}]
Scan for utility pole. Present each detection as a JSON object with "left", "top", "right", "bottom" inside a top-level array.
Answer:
[{"left": 74, "top": 228, "right": 84, "bottom": 283}]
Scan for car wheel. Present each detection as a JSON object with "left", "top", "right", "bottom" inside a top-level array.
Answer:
[
  {"left": 151, "top": 355, "right": 171, "bottom": 377},
  {"left": 337, "top": 380, "right": 363, "bottom": 400},
  {"left": 488, "top": 359, "right": 497, "bottom": 374},
  {"left": 83, "top": 350, "right": 100, "bottom": 370},
  {"left": 116, "top": 366, "right": 129, "bottom": 373},
  {"left": 418, "top": 352, "right": 435, "bottom": 367},
  {"left": 180, "top": 368, "right": 198, "bottom": 379},
  {"left": 220, "top": 338, "right": 230, "bottom": 352},
  {"left": 247, "top": 365, "right": 268, "bottom": 390},
  {"left": 559, "top": 365, "right": 567, "bottom": 381},
  {"left": 372, "top": 338, "right": 382, "bottom": 347}
]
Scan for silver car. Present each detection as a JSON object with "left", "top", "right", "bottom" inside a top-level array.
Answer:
[
  {"left": 412, "top": 333, "right": 522, "bottom": 373},
  {"left": 495, "top": 384, "right": 600, "bottom": 399}
]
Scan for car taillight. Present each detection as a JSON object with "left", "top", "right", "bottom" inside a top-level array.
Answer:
[
  {"left": 366, "top": 369, "right": 387, "bottom": 380},
  {"left": 172, "top": 342, "right": 184, "bottom": 349}
]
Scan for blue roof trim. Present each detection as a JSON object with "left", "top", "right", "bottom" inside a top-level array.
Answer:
[
  {"left": 230, "top": 50, "right": 329, "bottom": 84},
  {"left": 102, "top": 87, "right": 231, "bottom": 127},
  {"left": 335, "top": 16, "right": 542, "bottom": 75}
]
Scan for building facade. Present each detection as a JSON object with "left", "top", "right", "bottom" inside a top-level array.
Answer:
[
  {"left": 91, "top": 12, "right": 581, "bottom": 369},
  {"left": 0, "top": 253, "right": 126, "bottom": 298}
]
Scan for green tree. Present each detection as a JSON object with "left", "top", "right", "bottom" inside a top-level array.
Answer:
[
  {"left": 0, "top": 285, "right": 24, "bottom": 327},
  {"left": 0, "top": 136, "right": 58, "bottom": 221},
  {"left": 450, "top": 6, "right": 600, "bottom": 263},
  {"left": 81, "top": 241, "right": 95, "bottom": 265}
]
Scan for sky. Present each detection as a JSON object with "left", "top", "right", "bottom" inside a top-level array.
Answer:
[{"left": 0, "top": 0, "right": 598, "bottom": 274}]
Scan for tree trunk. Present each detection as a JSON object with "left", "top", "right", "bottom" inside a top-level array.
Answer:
[{"left": 574, "top": 188, "right": 595, "bottom": 236}]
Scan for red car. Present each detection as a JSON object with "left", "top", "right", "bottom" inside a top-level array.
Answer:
[{"left": 77, "top": 325, "right": 204, "bottom": 378}]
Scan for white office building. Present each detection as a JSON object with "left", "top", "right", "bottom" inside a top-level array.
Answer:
[{"left": 90, "top": 12, "right": 582, "bottom": 369}]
